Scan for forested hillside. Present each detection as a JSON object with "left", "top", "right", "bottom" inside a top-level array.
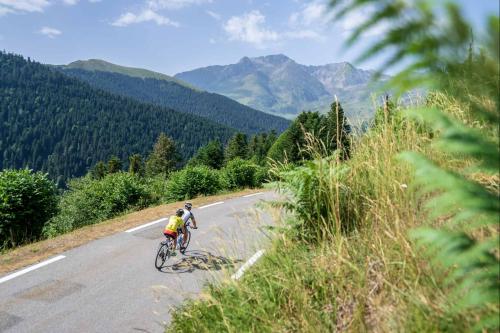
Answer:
[
  {"left": 0, "top": 52, "right": 235, "bottom": 185},
  {"left": 59, "top": 62, "right": 290, "bottom": 135}
]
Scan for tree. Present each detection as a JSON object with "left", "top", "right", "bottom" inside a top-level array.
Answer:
[
  {"left": 107, "top": 156, "right": 122, "bottom": 174},
  {"left": 146, "top": 133, "right": 179, "bottom": 176},
  {"left": 248, "top": 131, "right": 278, "bottom": 165},
  {"left": 267, "top": 112, "right": 324, "bottom": 163},
  {"left": 129, "top": 154, "right": 145, "bottom": 176},
  {"left": 225, "top": 133, "right": 249, "bottom": 162},
  {"left": 191, "top": 140, "right": 224, "bottom": 169},
  {"left": 90, "top": 161, "right": 107, "bottom": 179},
  {"left": 325, "top": 100, "right": 351, "bottom": 159}
]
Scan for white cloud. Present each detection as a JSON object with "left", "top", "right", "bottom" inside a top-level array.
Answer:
[
  {"left": 224, "top": 10, "right": 279, "bottom": 47},
  {"left": 224, "top": 10, "right": 322, "bottom": 48},
  {"left": 38, "top": 26, "right": 62, "bottom": 38},
  {"left": 0, "top": 0, "right": 51, "bottom": 13},
  {"left": 290, "top": 1, "right": 333, "bottom": 27},
  {"left": 112, "top": 9, "right": 179, "bottom": 27},
  {"left": 62, "top": 0, "right": 78, "bottom": 5},
  {"left": 206, "top": 9, "right": 220, "bottom": 20},
  {"left": 112, "top": 0, "right": 209, "bottom": 28},
  {"left": 147, "top": 0, "right": 212, "bottom": 10}
]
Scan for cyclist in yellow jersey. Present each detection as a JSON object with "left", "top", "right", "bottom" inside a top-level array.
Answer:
[{"left": 163, "top": 209, "right": 187, "bottom": 252}]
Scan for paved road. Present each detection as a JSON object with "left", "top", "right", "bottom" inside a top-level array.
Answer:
[{"left": 0, "top": 191, "right": 278, "bottom": 333}]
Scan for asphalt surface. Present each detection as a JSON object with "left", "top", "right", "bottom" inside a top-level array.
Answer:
[{"left": 0, "top": 191, "right": 278, "bottom": 333}]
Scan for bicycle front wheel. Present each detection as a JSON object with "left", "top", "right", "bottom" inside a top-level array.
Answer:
[{"left": 155, "top": 242, "right": 169, "bottom": 269}]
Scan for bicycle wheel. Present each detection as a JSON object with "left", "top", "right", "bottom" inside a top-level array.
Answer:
[
  {"left": 180, "top": 230, "right": 191, "bottom": 254},
  {"left": 155, "top": 241, "right": 169, "bottom": 269}
]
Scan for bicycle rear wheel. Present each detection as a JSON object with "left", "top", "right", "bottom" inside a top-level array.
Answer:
[
  {"left": 179, "top": 230, "right": 191, "bottom": 254},
  {"left": 155, "top": 241, "right": 170, "bottom": 269}
]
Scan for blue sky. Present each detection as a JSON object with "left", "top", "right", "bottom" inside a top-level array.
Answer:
[{"left": 0, "top": 0, "right": 498, "bottom": 75}]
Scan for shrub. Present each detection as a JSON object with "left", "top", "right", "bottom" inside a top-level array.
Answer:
[
  {"left": 0, "top": 169, "right": 58, "bottom": 248},
  {"left": 165, "top": 166, "right": 223, "bottom": 201},
  {"left": 43, "top": 172, "right": 152, "bottom": 237},
  {"left": 222, "top": 158, "right": 262, "bottom": 189}
]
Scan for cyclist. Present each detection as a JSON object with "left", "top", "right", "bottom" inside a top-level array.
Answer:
[
  {"left": 182, "top": 202, "right": 198, "bottom": 229},
  {"left": 163, "top": 208, "right": 187, "bottom": 254}
]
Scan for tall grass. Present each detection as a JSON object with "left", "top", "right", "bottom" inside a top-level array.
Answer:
[{"left": 169, "top": 92, "right": 497, "bottom": 332}]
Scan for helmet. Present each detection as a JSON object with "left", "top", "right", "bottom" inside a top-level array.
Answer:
[
  {"left": 176, "top": 209, "right": 184, "bottom": 217},
  {"left": 184, "top": 202, "right": 192, "bottom": 209}
]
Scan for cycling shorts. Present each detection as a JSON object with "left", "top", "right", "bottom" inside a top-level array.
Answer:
[{"left": 164, "top": 230, "right": 177, "bottom": 239}]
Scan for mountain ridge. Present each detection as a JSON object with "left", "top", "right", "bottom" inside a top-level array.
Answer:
[{"left": 175, "top": 54, "right": 389, "bottom": 121}]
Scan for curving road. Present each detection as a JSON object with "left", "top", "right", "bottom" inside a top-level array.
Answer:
[{"left": 0, "top": 191, "right": 277, "bottom": 333}]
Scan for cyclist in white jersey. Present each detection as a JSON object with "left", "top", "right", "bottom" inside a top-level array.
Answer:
[{"left": 182, "top": 202, "right": 198, "bottom": 229}]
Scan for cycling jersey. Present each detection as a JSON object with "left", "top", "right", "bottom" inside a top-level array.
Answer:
[
  {"left": 182, "top": 210, "right": 194, "bottom": 223},
  {"left": 164, "top": 215, "right": 184, "bottom": 233}
]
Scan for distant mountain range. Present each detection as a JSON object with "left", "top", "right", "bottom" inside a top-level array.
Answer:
[
  {"left": 175, "top": 54, "right": 390, "bottom": 121},
  {"left": 58, "top": 59, "right": 290, "bottom": 135}
]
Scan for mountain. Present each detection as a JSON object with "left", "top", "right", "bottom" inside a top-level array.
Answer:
[
  {"left": 63, "top": 59, "right": 193, "bottom": 88},
  {"left": 58, "top": 60, "right": 290, "bottom": 135},
  {"left": 175, "top": 54, "right": 389, "bottom": 121},
  {"left": 0, "top": 52, "right": 235, "bottom": 185}
]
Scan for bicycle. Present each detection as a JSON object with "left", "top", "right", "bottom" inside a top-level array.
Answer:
[
  {"left": 177, "top": 220, "right": 193, "bottom": 254},
  {"left": 154, "top": 221, "right": 195, "bottom": 269}
]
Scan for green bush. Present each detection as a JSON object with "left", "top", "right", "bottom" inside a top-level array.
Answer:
[
  {"left": 0, "top": 169, "right": 58, "bottom": 248},
  {"left": 165, "top": 166, "right": 223, "bottom": 201},
  {"left": 43, "top": 172, "right": 153, "bottom": 237},
  {"left": 143, "top": 175, "right": 169, "bottom": 203},
  {"left": 222, "top": 158, "right": 263, "bottom": 189}
]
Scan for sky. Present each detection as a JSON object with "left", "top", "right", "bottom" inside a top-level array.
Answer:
[{"left": 0, "top": 0, "right": 498, "bottom": 75}]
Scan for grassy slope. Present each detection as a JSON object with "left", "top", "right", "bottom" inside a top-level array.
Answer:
[{"left": 167, "top": 93, "right": 497, "bottom": 332}]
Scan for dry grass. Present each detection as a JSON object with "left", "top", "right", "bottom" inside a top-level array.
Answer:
[{"left": 0, "top": 188, "right": 263, "bottom": 275}]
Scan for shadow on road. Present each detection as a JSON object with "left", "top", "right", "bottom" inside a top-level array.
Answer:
[{"left": 158, "top": 250, "right": 242, "bottom": 274}]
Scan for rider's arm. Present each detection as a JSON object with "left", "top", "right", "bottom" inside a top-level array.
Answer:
[{"left": 191, "top": 213, "right": 197, "bottom": 229}]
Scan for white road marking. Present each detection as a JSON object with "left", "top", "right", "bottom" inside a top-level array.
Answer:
[
  {"left": 243, "top": 192, "right": 263, "bottom": 198},
  {"left": 231, "top": 250, "right": 265, "bottom": 280},
  {"left": 0, "top": 255, "right": 66, "bottom": 284},
  {"left": 124, "top": 218, "right": 168, "bottom": 233},
  {"left": 199, "top": 201, "right": 224, "bottom": 209}
]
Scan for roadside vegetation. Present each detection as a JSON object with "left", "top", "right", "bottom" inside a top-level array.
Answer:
[{"left": 168, "top": 2, "right": 499, "bottom": 332}]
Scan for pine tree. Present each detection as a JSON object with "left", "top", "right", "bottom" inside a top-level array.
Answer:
[
  {"left": 225, "top": 133, "right": 248, "bottom": 162},
  {"left": 90, "top": 161, "right": 107, "bottom": 179},
  {"left": 192, "top": 140, "right": 224, "bottom": 169},
  {"left": 129, "top": 154, "right": 145, "bottom": 176},
  {"left": 146, "top": 133, "right": 179, "bottom": 176},
  {"left": 325, "top": 100, "right": 351, "bottom": 159},
  {"left": 107, "top": 156, "right": 122, "bottom": 174}
]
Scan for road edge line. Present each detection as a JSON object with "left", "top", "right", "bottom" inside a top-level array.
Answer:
[
  {"left": 243, "top": 192, "right": 264, "bottom": 198},
  {"left": 0, "top": 255, "right": 66, "bottom": 284},
  {"left": 199, "top": 201, "right": 224, "bottom": 209},
  {"left": 124, "top": 217, "right": 168, "bottom": 233},
  {"left": 231, "top": 250, "right": 265, "bottom": 280}
]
